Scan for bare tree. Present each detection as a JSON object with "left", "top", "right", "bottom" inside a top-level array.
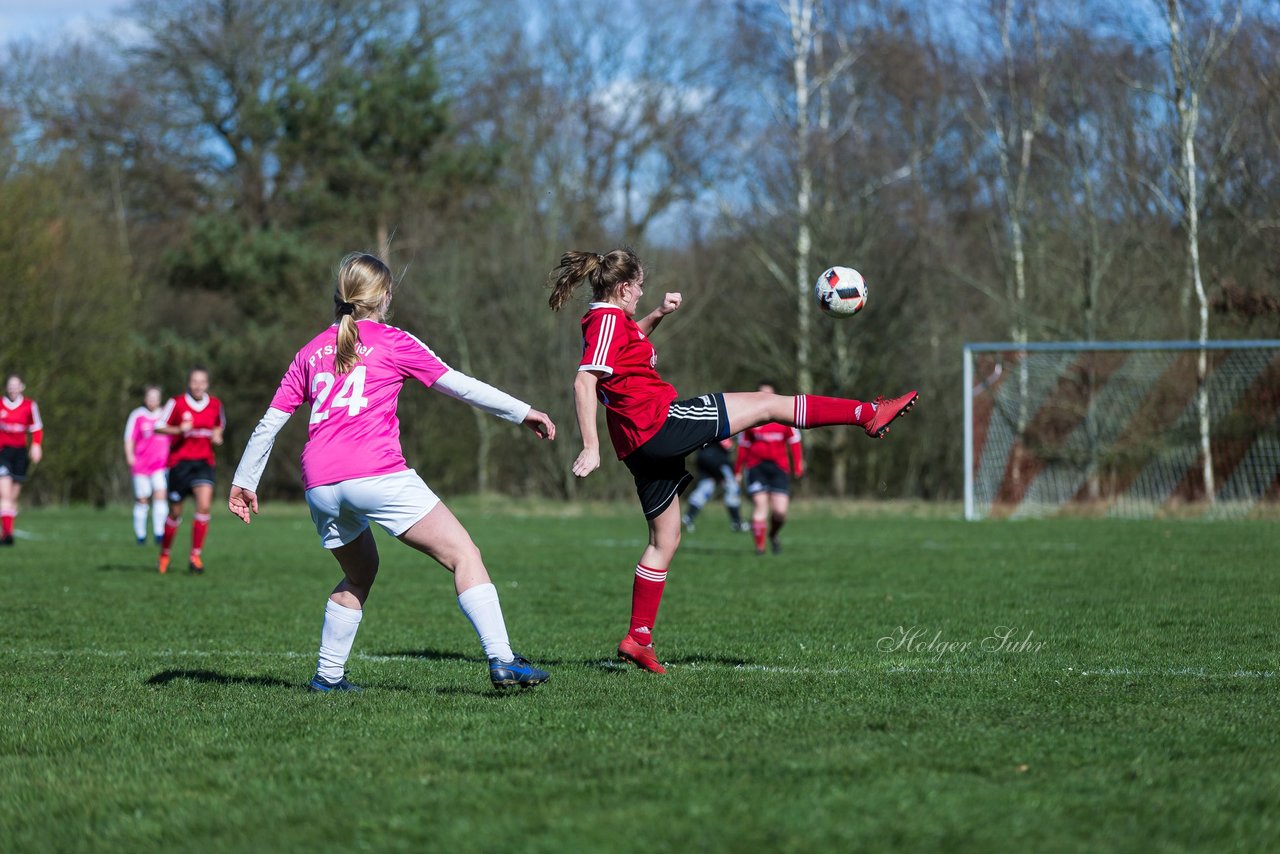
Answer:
[
  {"left": 1162, "top": 0, "right": 1243, "bottom": 501},
  {"left": 969, "top": 0, "right": 1054, "bottom": 450}
]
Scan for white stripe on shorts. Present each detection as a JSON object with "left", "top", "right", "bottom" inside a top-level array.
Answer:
[{"left": 669, "top": 404, "right": 718, "bottom": 418}]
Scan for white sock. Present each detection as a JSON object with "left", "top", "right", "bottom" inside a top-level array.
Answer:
[
  {"left": 457, "top": 583, "right": 513, "bottom": 662},
  {"left": 316, "top": 599, "right": 363, "bottom": 682},
  {"left": 152, "top": 498, "right": 167, "bottom": 537},
  {"left": 133, "top": 503, "right": 148, "bottom": 540}
]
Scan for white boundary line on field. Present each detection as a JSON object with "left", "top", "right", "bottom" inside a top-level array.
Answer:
[
  {"left": 681, "top": 662, "right": 1276, "bottom": 679},
  {"left": 6, "top": 649, "right": 1274, "bottom": 679}
]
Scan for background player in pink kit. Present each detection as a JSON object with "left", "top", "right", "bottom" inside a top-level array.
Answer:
[
  {"left": 156, "top": 368, "right": 225, "bottom": 574},
  {"left": 0, "top": 374, "right": 44, "bottom": 546},
  {"left": 123, "top": 385, "right": 170, "bottom": 545},
  {"left": 229, "top": 253, "right": 555, "bottom": 692},
  {"left": 549, "top": 248, "right": 917, "bottom": 674},
  {"left": 736, "top": 382, "right": 804, "bottom": 555}
]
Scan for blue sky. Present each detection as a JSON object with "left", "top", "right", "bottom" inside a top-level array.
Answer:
[{"left": 0, "top": 0, "right": 127, "bottom": 43}]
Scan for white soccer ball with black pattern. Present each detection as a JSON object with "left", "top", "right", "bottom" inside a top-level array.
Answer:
[{"left": 814, "top": 266, "right": 867, "bottom": 318}]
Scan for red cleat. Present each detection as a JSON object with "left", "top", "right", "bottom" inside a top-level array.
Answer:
[
  {"left": 158, "top": 554, "right": 170, "bottom": 574},
  {"left": 865, "top": 390, "right": 918, "bottom": 439},
  {"left": 618, "top": 636, "right": 667, "bottom": 674}
]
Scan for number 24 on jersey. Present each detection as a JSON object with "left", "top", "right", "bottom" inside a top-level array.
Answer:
[{"left": 310, "top": 367, "right": 370, "bottom": 424}]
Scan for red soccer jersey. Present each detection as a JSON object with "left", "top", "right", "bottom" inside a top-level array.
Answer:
[
  {"left": 0, "top": 396, "right": 42, "bottom": 449},
  {"left": 736, "top": 422, "right": 803, "bottom": 477},
  {"left": 160, "top": 393, "right": 225, "bottom": 466},
  {"left": 578, "top": 303, "right": 679, "bottom": 458}
]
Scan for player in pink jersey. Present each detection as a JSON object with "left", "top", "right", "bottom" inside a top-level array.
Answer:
[
  {"left": 156, "top": 367, "right": 225, "bottom": 574},
  {"left": 123, "top": 385, "right": 170, "bottom": 545},
  {"left": 549, "top": 248, "right": 918, "bottom": 674},
  {"left": 229, "top": 253, "right": 556, "bottom": 692},
  {"left": 736, "top": 382, "right": 805, "bottom": 555},
  {"left": 0, "top": 374, "right": 44, "bottom": 546}
]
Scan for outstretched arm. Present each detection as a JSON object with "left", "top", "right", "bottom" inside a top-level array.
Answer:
[
  {"left": 572, "top": 370, "right": 603, "bottom": 477},
  {"left": 636, "top": 292, "right": 682, "bottom": 336},
  {"left": 432, "top": 369, "right": 555, "bottom": 440}
]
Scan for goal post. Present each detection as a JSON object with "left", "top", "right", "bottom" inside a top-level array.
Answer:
[{"left": 963, "top": 340, "right": 1280, "bottom": 520}]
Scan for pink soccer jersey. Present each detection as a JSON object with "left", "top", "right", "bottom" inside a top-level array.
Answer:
[
  {"left": 124, "top": 406, "right": 169, "bottom": 476},
  {"left": 269, "top": 320, "right": 451, "bottom": 489}
]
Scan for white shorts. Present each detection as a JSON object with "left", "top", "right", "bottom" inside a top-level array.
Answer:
[
  {"left": 133, "top": 471, "right": 167, "bottom": 500},
  {"left": 304, "top": 469, "right": 440, "bottom": 550}
]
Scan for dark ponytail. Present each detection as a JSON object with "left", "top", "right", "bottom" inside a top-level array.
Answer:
[{"left": 548, "top": 248, "right": 642, "bottom": 311}]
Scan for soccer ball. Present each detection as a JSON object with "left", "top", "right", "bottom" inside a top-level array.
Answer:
[{"left": 815, "top": 266, "right": 867, "bottom": 318}]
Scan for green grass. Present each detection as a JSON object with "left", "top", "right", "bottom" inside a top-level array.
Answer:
[{"left": 1, "top": 501, "right": 1277, "bottom": 852}]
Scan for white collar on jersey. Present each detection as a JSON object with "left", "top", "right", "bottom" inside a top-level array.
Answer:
[
  {"left": 184, "top": 393, "right": 212, "bottom": 412},
  {"left": 587, "top": 301, "right": 622, "bottom": 311},
  {"left": 2, "top": 395, "right": 23, "bottom": 409}
]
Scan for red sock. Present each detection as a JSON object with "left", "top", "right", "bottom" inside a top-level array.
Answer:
[
  {"left": 1, "top": 512, "right": 14, "bottom": 537},
  {"left": 628, "top": 564, "right": 667, "bottom": 646},
  {"left": 191, "top": 513, "right": 210, "bottom": 556},
  {"left": 793, "top": 395, "right": 876, "bottom": 428},
  {"left": 161, "top": 515, "right": 180, "bottom": 556},
  {"left": 752, "top": 520, "right": 767, "bottom": 552}
]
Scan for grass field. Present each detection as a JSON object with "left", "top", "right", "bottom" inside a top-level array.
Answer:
[{"left": 2, "top": 500, "right": 1277, "bottom": 852}]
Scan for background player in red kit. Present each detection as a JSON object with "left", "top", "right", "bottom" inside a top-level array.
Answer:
[
  {"left": 0, "top": 374, "right": 44, "bottom": 546},
  {"left": 736, "top": 382, "right": 804, "bottom": 555},
  {"left": 156, "top": 367, "right": 225, "bottom": 574},
  {"left": 549, "top": 248, "right": 918, "bottom": 674}
]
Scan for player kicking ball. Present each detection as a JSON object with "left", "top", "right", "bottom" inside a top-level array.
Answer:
[
  {"left": 549, "top": 248, "right": 916, "bottom": 674},
  {"left": 230, "top": 253, "right": 555, "bottom": 692}
]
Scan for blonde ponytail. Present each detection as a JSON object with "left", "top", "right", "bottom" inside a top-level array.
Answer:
[{"left": 333, "top": 252, "right": 393, "bottom": 375}]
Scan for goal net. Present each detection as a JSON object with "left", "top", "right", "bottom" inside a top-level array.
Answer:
[{"left": 964, "top": 340, "right": 1280, "bottom": 520}]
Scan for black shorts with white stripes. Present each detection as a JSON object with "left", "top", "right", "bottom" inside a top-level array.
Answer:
[
  {"left": 623, "top": 393, "right": 730, "bottom": 519},
  {"left": 0, "top": 447, "right": 30, "bottom": 482},
  {"left": 745, "top": 460, "right": 791, "bottom": 496},
  {"left": 168, "top": 459, "right": 216, "bottom": 502}
]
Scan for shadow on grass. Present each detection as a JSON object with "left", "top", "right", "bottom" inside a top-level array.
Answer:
[
  {"left": 98, "top": 563, "right": 160, "bottom": 573},
  {"left": 147, "top": 668, "right": 416, "bottom": 692},
  {"left": 146, "top": 669, "right": 296, "bottom": 688}
]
